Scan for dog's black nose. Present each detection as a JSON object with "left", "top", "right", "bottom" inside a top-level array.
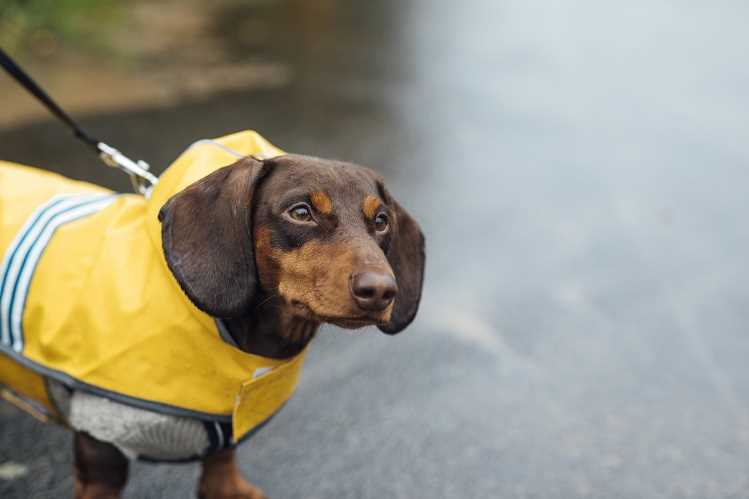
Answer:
[{"left": 351, "top": 272, "right": 397, "bottom": 311}]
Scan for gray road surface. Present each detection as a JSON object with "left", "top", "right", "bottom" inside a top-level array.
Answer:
[{"left": 2, "top": 1, "right": 749, "bottom": 498}]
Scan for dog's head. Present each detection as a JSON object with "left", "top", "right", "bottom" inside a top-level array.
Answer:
[{"left": 158, "top": 154, "right": 425, "bottom": 334}]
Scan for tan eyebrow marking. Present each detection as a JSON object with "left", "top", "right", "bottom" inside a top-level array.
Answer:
[
  {"left": 362, "top": 195, "right": 381, "bottom": 219},
  {"left": 310, "top": 191, "right": 333, "bottom": 215}
]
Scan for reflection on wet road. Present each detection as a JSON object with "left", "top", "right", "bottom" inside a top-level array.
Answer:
[{"left": 2, "top": 1, "right": 749, "bottom": 497}]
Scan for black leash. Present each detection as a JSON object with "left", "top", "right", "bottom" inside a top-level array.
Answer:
[{"left": 0, "top": 47, "right": 158, "bottom": 195}]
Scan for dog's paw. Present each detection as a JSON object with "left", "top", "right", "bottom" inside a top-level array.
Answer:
[
  {"left": 198, "top": 476, "right": 268, "bottom": 499},
  {"left": 75, "top": 481, "right": 124, "bottom": 499}
]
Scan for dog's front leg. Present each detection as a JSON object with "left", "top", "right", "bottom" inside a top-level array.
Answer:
[
  {"left": 73, "top": 431, "right": 129, "bottom": 499},
  {"left": 198, "top": 448, "right": 267, "bottom": 499}
]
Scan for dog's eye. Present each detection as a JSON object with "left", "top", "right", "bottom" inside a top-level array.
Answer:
[
  {"left": 288, "top": 203, "right": 313, "bottom": 222},
  {"left": 374, "top": 212, "right": 389, "bottom": 233}
]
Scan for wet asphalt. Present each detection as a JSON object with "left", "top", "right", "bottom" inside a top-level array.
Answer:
[{"left": 2, "top": 1, "right": 749, "bottom": 498}]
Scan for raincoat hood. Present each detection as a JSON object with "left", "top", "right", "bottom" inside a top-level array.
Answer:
[{"left": 143, "top": 130, "right": 283, "bottom": 247}]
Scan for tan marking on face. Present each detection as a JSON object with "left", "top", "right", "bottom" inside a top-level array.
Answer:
[
  {"left": 254, "top": 226, "right": 273, "bottom": 257},
  {"left": 253, "top": 226, "right": 280, "bottom": 287},
  {"left": 309, "top": 191, "right": 333, "bottom": 215},
  {"left": 362, "top": 195, "right": 381, "bottom": 220},
  {"left": 255, "top": 228, "right": 325, "bottom": 341},
  {"left": 274, "top": 239, "right": 353, "bottom": 317},
  {"left": 257, "top": 234, "right": 393, "bottom": 326}
]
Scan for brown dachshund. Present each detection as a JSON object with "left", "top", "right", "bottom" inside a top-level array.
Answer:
[{"left": 72, "top": 154, "right": 425, "bottom": 499}]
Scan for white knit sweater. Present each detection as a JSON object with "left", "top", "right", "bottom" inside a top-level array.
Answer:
[{"left": 50, "top": 381, "right": 211, "bottom": 461}]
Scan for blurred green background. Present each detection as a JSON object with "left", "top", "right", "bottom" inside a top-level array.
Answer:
[{"left": 0, "top": 0, "right": 122, "bottom": 55}]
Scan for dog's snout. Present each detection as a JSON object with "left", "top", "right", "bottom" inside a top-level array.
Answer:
[{"left": 350, "top": 271, "right": 397, "bottom": 311}]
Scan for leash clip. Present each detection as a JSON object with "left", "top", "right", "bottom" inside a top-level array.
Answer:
[
  {"left": 0, "top": 48, "right": 159, "bottom": 197},
  {"left": 97, "top": 142, "right": 159, "bottom": 197}
]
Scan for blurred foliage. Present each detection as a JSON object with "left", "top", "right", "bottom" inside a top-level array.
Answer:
[{"left": 0, "top": 0, "right": 124, "bottom": 57}]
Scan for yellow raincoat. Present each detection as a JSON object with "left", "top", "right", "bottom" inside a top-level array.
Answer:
[{"left": 0, "top": 131, "right": 306, "bottom": 446}]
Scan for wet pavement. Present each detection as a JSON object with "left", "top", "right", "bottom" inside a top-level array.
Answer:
[{"left": 2, "top": 1, "right": 749, "bottom": 498}]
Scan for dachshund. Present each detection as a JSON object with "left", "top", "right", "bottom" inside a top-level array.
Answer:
[{"left": 0, "top": 148, "right": 425, "bottom": 499}]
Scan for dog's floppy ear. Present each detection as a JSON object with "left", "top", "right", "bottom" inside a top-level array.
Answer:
[
  {"left": 377, "top": 183, "right": 426, "bottom": 335},
  {"left": 158, "top": 156, "right": 270, "bottom": 317}
]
